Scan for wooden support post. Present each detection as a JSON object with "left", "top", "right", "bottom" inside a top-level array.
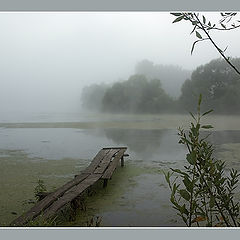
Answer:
[
  {"left": 121, "top": 156, "right": 124, "bottom": 167},
  {"left": 69, "top": 198, "right": 79, "bottom": 221},
  {"left": 103, "top": 179, "right": 108, "bottom": 188},
  {"left": 70, "top": 198, "right": 78, "bottom": 211}
]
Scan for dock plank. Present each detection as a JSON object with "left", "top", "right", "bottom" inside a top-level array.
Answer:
[
  {"left": 11, "top": 147, "right": 128, "bottom": 226},
  {"left": 82, "top": 149, "right": 109, "bottom": 174},
  {"left": 102, "top": 147, "right": 127, "bottom": 150},
  {"left": 94, "top": 149, "right": 119, "bottom": 174},
  {"left": 11, "top": 173, "right": 89, "bottom": 226},
  {"left": 42, "top": 173, "right": 102, "bottom": 220},
  {"left": 102, "top": 149, "right": 126, "bottom": 179}
]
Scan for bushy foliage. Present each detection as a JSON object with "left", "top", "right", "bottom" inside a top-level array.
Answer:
[
  {"left": 165, "top": 95, "right": 240, "bottom": 227},
  {"left": 81, "top": 58, "right": 240, "bottom": 115},
  {"left": 102, "top": 74, "right": 175, "bottom": 113},
  {"left": 179, "top": 58, "right": 240, "bottom": 113}
]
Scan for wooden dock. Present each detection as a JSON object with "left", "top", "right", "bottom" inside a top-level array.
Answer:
[{"left": 11, "top": 147, "right": 128, "bottom": 226}]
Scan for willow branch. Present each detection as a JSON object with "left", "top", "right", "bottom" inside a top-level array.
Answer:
[{"left": 193, "top": 13, "right": 240, "bottom": 75}]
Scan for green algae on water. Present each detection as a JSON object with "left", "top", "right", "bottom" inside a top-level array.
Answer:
[{"left": 0, "top": 149, "right": 88, "bottom": 226}]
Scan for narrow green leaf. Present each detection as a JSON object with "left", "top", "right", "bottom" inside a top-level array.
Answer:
[
  {"left": 191, "top": 40, "right": 201, "bottom": 55},
  {"left": 191, "top": 21, "right": 198, "bottom": 25},
  {"left": 201, "top": 125, "right": 214, "bottom": 129},
  {"left": 170, "top": 168, "right": 188, "bottom": 177},
  {"left": 196, "top": 31, "right": 202, "bottom": 39},
  {"left": 179, "top": 189, "right": 190, "bottom": 201},
  {"left": 173, "top": 15, "right": 184, "bottom": 23},
  {"left": 180, "top": 204, "right": 189, "bottom": 215},
  {"left": 189, "top": 112, "right": 196, "bottom": 121},
  {"left": 183, "top": 176, "right": 193, "bottom": 192},
  {"left": 190, "top": 25, "right": 197, "bottom": 35},
  {"left": 221, "top": 23, "right": 226, "bottom": 29},
  {"left": 202, "top": 109, "right": 213, "bottom": 116},
  {"left": 203, "top": 15, "right": 206, "bottom": 24},
  {"left": 170, "top": 13, "right": 182, "bottom": 17},
  {"left": 170, "top": 195, "right": 175, "bottom": 204},
  {"left": 191, "top": 42, "right": 195, "bottom": 55},
  {"left": 164, "top": 171, "right": 170, "bottom": 185},
  {"left": 173, "top": 183, "right": 178, "bottom": 195},
  {"left": 186, "top": 151, "right": 196, "bottom": 165}
]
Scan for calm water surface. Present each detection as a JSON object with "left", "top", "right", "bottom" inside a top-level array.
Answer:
[{"left": 1, "top": 113, "right": 240, "bottom": 226}]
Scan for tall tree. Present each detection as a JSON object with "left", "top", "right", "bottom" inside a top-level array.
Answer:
[{"left": 180, "top": 58, "right": 240, "bottom": 113}]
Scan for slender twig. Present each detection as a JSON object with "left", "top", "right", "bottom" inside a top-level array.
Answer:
[
  {"left": 210, "top": 25, "right": 240, "bottom": 31},
  {"left": 214, "top": 182, "right": 237, "bottom": 226},
  {"left": 193, "top": 13, "right": 240, "bottom": 75},
  {"left": 188, "top": 162, "right": 196, "bottom": 227},
  {"left": 195, "top": 164, "right": 230, "bottom": 227}
]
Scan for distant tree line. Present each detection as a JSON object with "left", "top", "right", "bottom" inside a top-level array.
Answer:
[
  {"left": 135, "top": 60, "right": 191, "bottom": 98},
  {"left": 102, "top": 75, "right": 175, "bottom": 113},
  {"left": 81, "top": 58, "right": 240, "bottom": 114}
]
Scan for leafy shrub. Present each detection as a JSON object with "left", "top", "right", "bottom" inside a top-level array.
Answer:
[{"left": 165, "top": 94, "right": 240, "bottom": 227}]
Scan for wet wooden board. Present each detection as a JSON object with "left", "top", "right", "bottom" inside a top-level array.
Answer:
[
  {"left": 94, "top": 149, "right": 119, "bottom": 174},
  {"left": 82, "top": 149, "right": 109, "bottom": 174},
  {"left": 11, "top": 173, "right": 90, "bottom": 226},
  {"left": 102, "top": 149, "right": 126, "bottom": 180},
  {"left": 102, "top": 147, "right": 127, "bottom": 150},
  {"left": 42, "top": 173, "right": 102, "bottom": 220},
  {"left": 11, "top": 147, "right": 128, "bottom": 226}
]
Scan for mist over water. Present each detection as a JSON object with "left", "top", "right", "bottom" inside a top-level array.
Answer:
[
  {"left": 0, "top": 12, "right": 240, "bottom": 116},
  {"left": 1, "top": 12, "right": 240, "bottom": 226}
]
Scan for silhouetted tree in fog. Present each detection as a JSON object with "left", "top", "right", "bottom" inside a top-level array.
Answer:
[
  {"left": 102, "top": 74, "right": 175, "bottom": 113},
  {"left": 179, "top": 58, "right": 240, "bottom": 113}
]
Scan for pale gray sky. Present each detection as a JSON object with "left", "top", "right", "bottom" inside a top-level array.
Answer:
[{"left": 0, "top": 12, "right": 240, "bottom": 113}]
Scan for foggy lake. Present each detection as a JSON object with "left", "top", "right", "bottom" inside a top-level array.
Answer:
[
  {"left": 1, "top": 112, "right": 240, "bottom": 226},
  {"left": 1, "top": 11, "right": 240, "bottom": 227}
]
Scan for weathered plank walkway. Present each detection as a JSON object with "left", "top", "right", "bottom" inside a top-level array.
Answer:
[{"left": 11, "top": 147, "right": 128, "bottom": 226}]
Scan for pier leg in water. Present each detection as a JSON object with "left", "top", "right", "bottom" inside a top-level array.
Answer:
[
  {"left": 121, "top": 156, "right": 124, "bottom": 167},
  {"left": 103, "top": 179, "right": 108, "bottom": 188}
]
